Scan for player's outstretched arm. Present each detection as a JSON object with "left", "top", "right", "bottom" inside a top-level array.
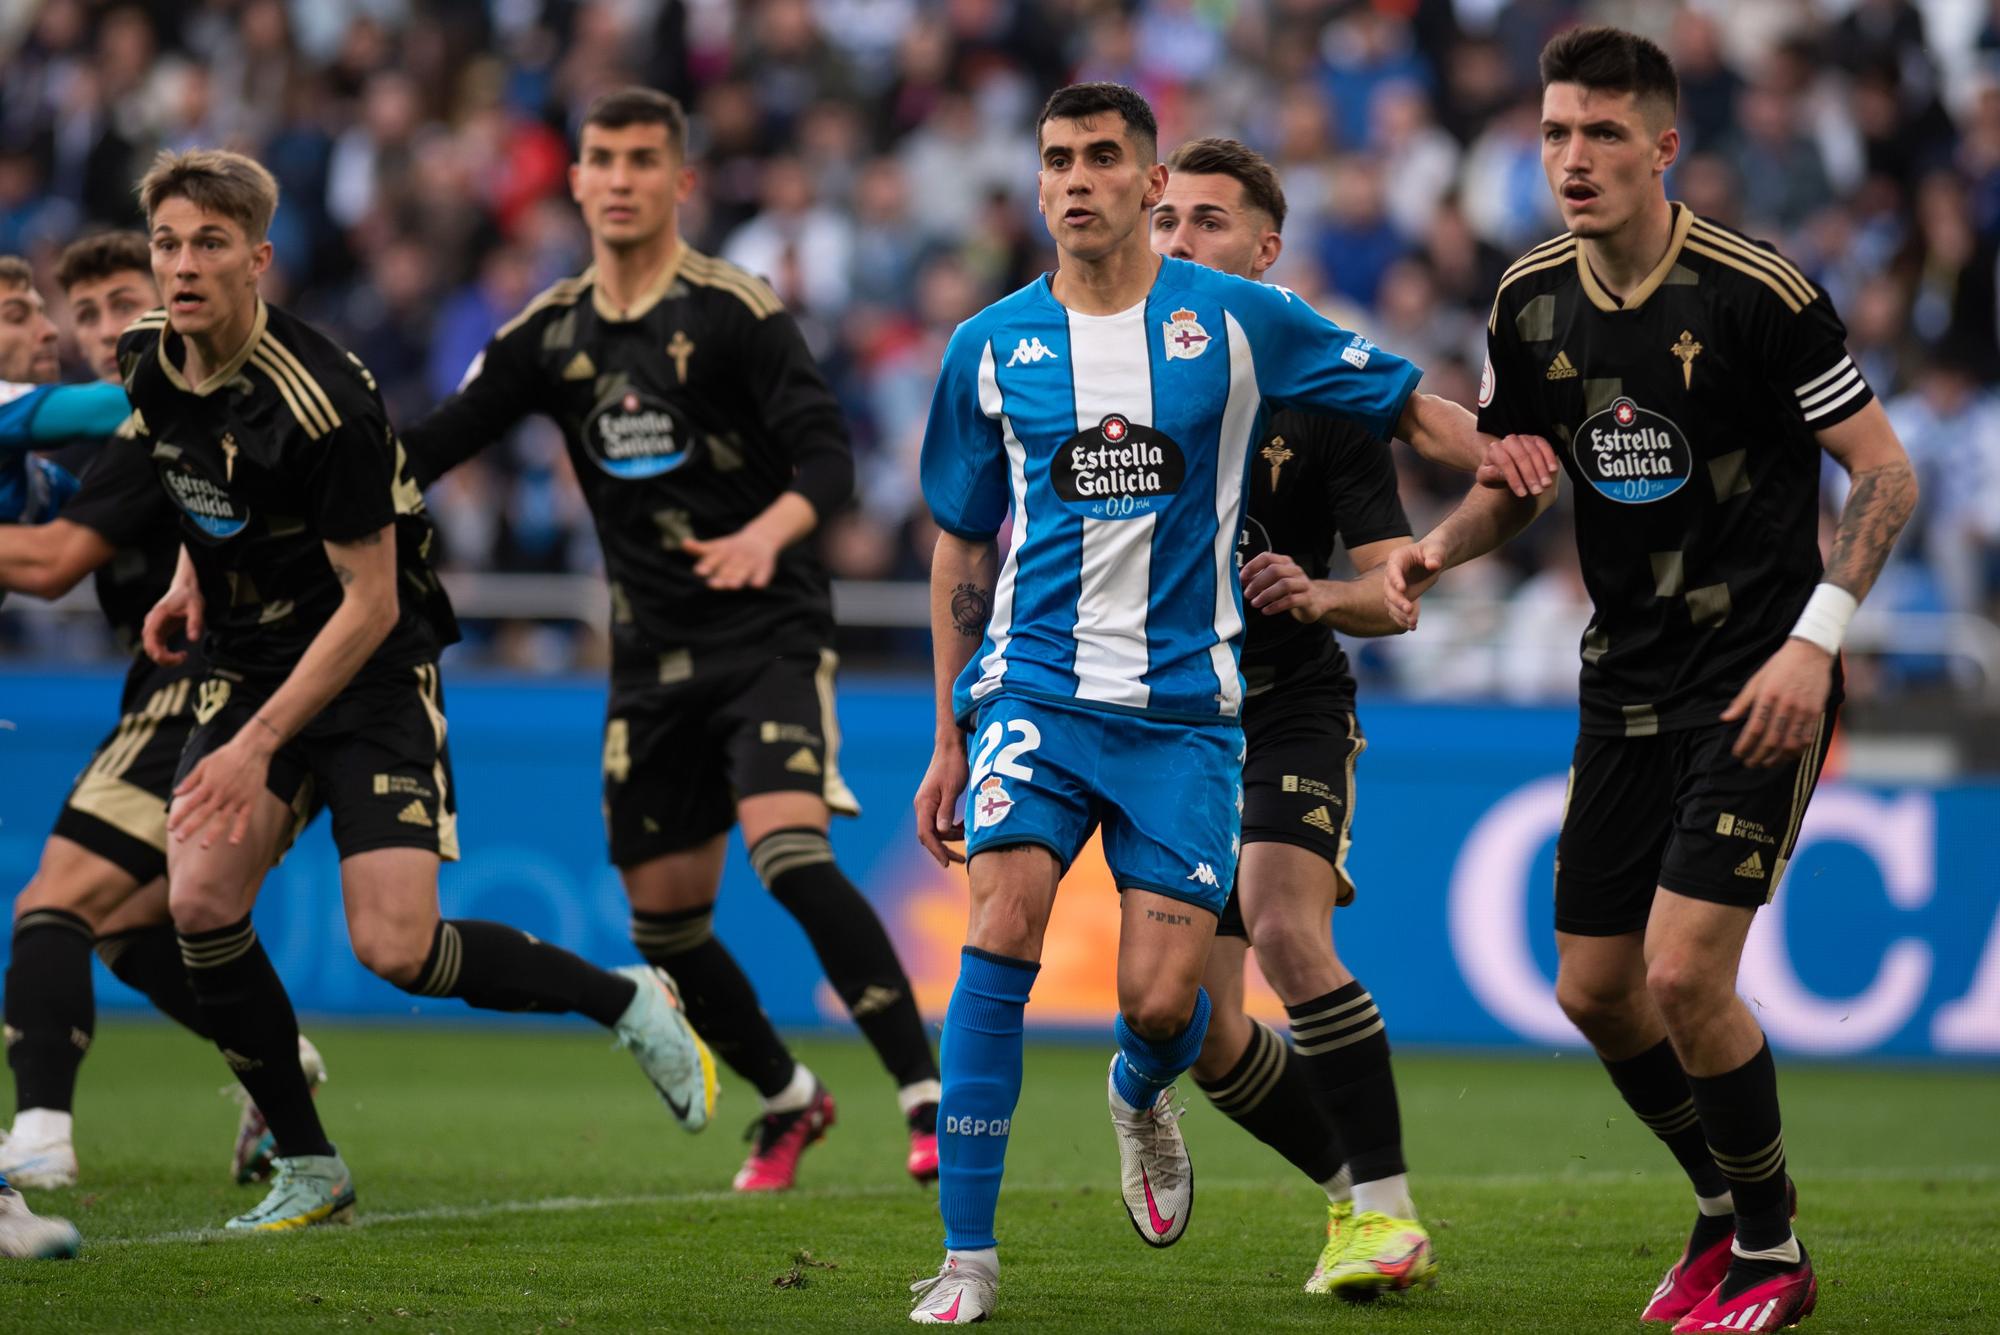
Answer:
[
  {"left": 400, "top": 336, "right": 541, "bottom": 488},
  {"left": 168, "top": 526, "right": 400, "bottom": 850},
  {"left": 1393, "top": 392, "right": 1560, "bottom": 494},
  {"left": 1723, "top": 399, "right": 1918, "bottom": 767},
  {"left": 0, "top": 518, "right": 114, "bottom": 598},
  {"left": 0, "top": 382, "right": 131, "bottom": 456},
  {"left": 1383, "top": 463, "right": 1559, "bottom": 630},
  {"left": 915, "top": 531, "right": 996, "bottom": 868},
  {"left": 1240, "top": 534, "right": 1411, "bottom": 637}
]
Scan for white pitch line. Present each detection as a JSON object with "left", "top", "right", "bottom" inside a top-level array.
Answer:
[{"left": 91, "top": 1164, "right": 1999, "bottom": 1249}]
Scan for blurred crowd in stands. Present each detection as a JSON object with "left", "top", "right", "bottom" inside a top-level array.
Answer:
[{"left": 3, "top": 0, "right": 1999, "bottom": 700}]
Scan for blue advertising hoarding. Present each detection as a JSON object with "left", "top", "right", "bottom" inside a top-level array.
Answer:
[{"left": 1, "top": 668, "right": 1994, "bottom": 1059}]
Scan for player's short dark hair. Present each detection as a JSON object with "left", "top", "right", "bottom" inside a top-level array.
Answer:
[
  {"left": 54, "top": 232, "right": 153, "bottom": 293},
  {"left": 581, "top": 86, "right": 688, "bottom": 156},
  {"left": 1036, "top": 83, "right": 1158, "bottom": 162},
  {"left": 0, "top": 255, "right": 31, "bottom": 292},
  {"left": 1165, "top": 138, "right": 1287, "bottom": 233},
  {"left": 138, "top": 148, "right": 280, "bottom": 243},
  {"left": 1539, "top": 25, "right": 1678, "bottom": 122}
]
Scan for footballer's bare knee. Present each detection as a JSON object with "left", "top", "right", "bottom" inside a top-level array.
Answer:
[
  {"left": 14, "top": 838, "right": 140, "bottom": 928},
  {"left": 350, "top": 923, "right": 432, "bottom": 989},
  {"left": 965, "top": 845, "right": 1058, "bottom": 960}
]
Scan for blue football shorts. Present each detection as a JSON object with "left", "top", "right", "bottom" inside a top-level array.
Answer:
[{"left": 961, "top": 694, "right": 1242, "bottom": 915}]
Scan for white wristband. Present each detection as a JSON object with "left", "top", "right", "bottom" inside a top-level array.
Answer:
[{"left": 1789, "top": 583, "right": 1857, "bottom": 656}]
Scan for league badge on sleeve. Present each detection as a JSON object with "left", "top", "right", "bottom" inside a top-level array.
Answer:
[{"left": 1162, "top": 309, "right": 1211, "bottom": 361}]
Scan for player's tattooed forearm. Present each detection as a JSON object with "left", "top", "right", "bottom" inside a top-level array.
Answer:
[
  {"left": 1825, "top": 461, "right": 1917, "bottom": 599},
  {"left": 950, "top": 583, "right": 992, "bottom": 638},
  {"left": 332, "top": 562, "right": 355, "bottom": 587},
  {"left": 1144, "top": 908, "right": 1193, "bottom": 927}
]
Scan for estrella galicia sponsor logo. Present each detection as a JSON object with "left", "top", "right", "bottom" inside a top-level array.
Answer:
[
  {"left": 585, "top": 390, "right": 691, "bottom": 478},
  {"left": 1574, "top": 396, "right": 1691, "bottom": 504},
  {"left": 158, "top": 455, "right": 250, "bottom": 540},
  {"left": 944, "top": 1115, "right": 1011, "bottom": 1136},
  {"left": 1050, "top": 414, "right": 1186, "bottom": 520}
]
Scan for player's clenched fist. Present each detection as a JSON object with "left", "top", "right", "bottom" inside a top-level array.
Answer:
[
  {"left": 1382, "top": 539, "right": 1447, "bottom": 631},
  {"left": 1475, "top": 433, "right": 1560, "bottom": 497}
]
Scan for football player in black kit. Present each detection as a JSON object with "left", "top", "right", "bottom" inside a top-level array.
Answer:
[
  {"left": 1150, "top": 137, "right": 1558, "bottom": 1303},
  {"left": 0, "top": 231, "right": 323, "bottom": 1192},
  {"left": 1386, "top": 28, "right": 1917, "bottom": 1331},
  {"left": 401, "top": 88, "right": 943, "bottom": 1192},
  {"left": 121, "top": 148, "right": 714, "bottom": 1232}
]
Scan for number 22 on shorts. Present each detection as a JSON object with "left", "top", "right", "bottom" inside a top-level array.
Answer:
[{"left": 969, "top": 719, "right": 1039, "bottom": 830}]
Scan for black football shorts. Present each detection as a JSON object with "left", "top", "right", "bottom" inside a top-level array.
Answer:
[
  {"left": 1554, "top": 710, "right": 1836, "bottom": 936},
  {"left": 174, "top": 662, "right": 459, "bottom": 862},
  {"left": 1218, "top": 691, "right": 1364, "bottom": 940},
  {"left": 602, "top": 648, "right": 860, "bottom": 868},
  {"left": 52, "top": 660, "right": 201, "bottom": 883}
]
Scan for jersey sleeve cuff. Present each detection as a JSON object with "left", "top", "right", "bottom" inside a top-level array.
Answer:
[
  {"left": 932, "top": 516, "right": 999, "bottom": 543},
  {"left": 1374, "top": 363, "right": 1424, "bottom": 443}
]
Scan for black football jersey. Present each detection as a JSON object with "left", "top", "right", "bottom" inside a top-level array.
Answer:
[
  {"left": 1479, "top": 206, "right": 1865, "bottom": 736},
  {"left": 1237, "top": 411, "right": 1410, "bottom": 712},
  {"left": 400, "top": 244, "right": 854, "bottom": 671},
  {"left": 117, "top": 302, "right": 457, "bottom": 678},
  {"left": 57, "top": 415, "right": 182, "bottom": 660}
]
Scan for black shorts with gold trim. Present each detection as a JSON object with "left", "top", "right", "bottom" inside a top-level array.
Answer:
[
  {"left": 174, "top": 662, "right": 459, "bottom": 862},
  {"left": 602, "top": 647, "right": 859, "bottom": 868},
  {"left": 1218, "top": 688, "right": 1366, "bottom": 940},
  {"left": 1554, "top": 709, "right": 1836, "bottom": 936},
  {"left": 51, "top": 658, "right": 202, "bottom": 883}
]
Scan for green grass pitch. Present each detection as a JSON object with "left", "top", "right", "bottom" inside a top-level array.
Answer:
[{"left": 3, "top": 1022, "right": 1994, "bottom": 1332}]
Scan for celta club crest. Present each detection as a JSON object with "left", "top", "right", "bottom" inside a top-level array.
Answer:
[{"left": 1163, "top": 308, "right": 1210, "bottom": 361}]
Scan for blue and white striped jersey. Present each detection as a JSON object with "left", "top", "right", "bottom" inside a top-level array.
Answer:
[{"left": 921, "top": 257, "right": 1421, "bottom": 725}]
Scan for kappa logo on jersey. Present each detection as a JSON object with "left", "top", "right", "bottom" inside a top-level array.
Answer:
[
  {"left": 1050, "top": 414, "right": 1187, "bottom": 520},
  {"left": 1006, "top": 337, "right": 1059, "bottom": 367},
  {"left": 584, "top": 389, "right": 691, "bottom": 478},
  {"left": 1162, "top": 308, "right": 1211, "bottom": 361},
  {"left": 972, "top": 775, "right": 1014, "bottom": 829},
  {"left": 157, "top": 453, "right": 251, "bottom": 540},
  {"left": 1187, "top": 862, "right": 1220, "bottom": 888},
  {"left": 1574, "top": 395, "right": 1692, "bottom": 504}
]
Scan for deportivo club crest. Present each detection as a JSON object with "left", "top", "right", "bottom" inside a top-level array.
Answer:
[{"left": 1163, "top": 308, "right": 1210, "bottom": 360}]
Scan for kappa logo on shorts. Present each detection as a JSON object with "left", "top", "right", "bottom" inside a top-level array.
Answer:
[
  {"left": 1733, "top": 851, "right": 1766, "bottom": 880},
  {"left": 784, "top": 747, "right": 822, "bottom": 776},
  {"left": 972, "top": 775, "right": 1013, "bottom": 830},
  {"left": 1187, "top": 863, "right": 1220, "bottom": 888},
  {"left": 1302, "top": 805, "right": 1338, "bottom": 834}
]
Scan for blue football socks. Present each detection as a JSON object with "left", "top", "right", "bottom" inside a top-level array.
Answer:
[{"left": 937, "top": 946, "right": 1039, "bottom": 1251}]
